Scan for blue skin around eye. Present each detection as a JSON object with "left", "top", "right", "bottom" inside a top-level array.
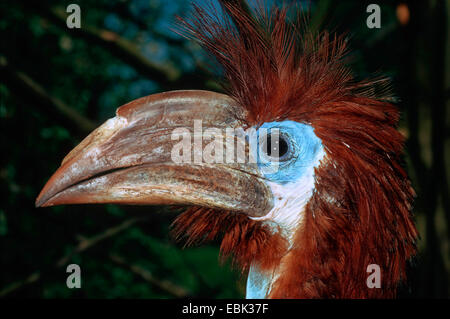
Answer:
[
  {"left": 256, "top": 121, "right": 324, "bottom": 184},
  {"left": 246, "top": 121, "right": 324, "bottom": 298}
]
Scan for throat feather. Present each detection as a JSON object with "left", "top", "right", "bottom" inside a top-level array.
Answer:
[{"left": 171, "top": 208, "right": 288, "bottom": 272}]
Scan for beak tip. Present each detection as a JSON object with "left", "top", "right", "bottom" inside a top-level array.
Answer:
[
  {"left": 35, "top": 191, "right": 51, "bottom": 208},
  {"left": 35, "top": 197, "right": 45, "bottom": 208},
  {"left": 35, "top": 198, "right": 56, "bottom": 208}
]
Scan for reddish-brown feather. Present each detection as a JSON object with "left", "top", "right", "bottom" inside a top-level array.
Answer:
[
  {"left": 172, "top": 208, "right": 288, "bottom": 272},
  {"left": 172, "top": 1, "right": 418, "bottom": 298}
]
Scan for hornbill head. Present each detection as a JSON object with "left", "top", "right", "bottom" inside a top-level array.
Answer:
[{"left": 36, "top": 1, "right": 418, "bottom": 298}]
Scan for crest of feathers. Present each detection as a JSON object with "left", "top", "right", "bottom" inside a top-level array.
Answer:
[{"left": 172, "top": 0, "right": 418, "bottom": 298}]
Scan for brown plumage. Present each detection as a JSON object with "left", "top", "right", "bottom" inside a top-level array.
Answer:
[{"left": 172, "top": 1, "right": 418, "bottom": 298}]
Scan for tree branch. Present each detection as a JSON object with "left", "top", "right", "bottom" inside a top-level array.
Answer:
[
  {"left": 0, "top": 217, "right": 146, "bottom": 297},
  {"left": 56, "top": 217, "right": 146, "bottom": 267},
  {"left": 109, "top": 254, "right": 190, "bottom": 298},
  {"left": 47, "top": 6, "right": 180, "bottom": 86},
  {"left": 0, "top": 55, "right": 97, "bottom": 136}
]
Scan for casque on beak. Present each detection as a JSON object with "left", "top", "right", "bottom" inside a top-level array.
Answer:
[{"left": 35, "top": 90, "right": 273, "bottom": 218}]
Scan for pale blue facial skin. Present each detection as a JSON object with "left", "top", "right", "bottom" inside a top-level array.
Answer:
[
  {"left": 246, "top": 120, "right": 325, "bottom": 299},
  {"left": 255, "top": 120, "right": 324, "bottom": 184},
  {"left": 246, "top": 264, "right": 272, "bottom": 299}
]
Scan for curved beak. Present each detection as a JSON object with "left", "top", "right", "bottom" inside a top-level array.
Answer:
[{"left": 35, "top": 90, "right": 272, "bottom": 218}]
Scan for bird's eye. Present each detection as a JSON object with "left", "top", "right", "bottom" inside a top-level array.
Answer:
[{"left": 260, "top": 131, "right": 292, "bottom": 162}]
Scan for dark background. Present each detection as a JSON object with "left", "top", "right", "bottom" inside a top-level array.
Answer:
[{"left": 0, "top": 0, "right": 448, "bottom": 298}]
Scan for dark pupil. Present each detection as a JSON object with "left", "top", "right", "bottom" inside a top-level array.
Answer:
[{"left": 266, "top": 134, "right": 288, "bottom": 158}]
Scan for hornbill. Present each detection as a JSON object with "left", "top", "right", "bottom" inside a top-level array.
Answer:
[{"left": 36, "top": 1, "right": 418, "bottom": 298}]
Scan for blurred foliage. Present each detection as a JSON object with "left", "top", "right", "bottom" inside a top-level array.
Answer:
[{"left": 0, "top": 0, "right": 448, "bottom": 298}]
